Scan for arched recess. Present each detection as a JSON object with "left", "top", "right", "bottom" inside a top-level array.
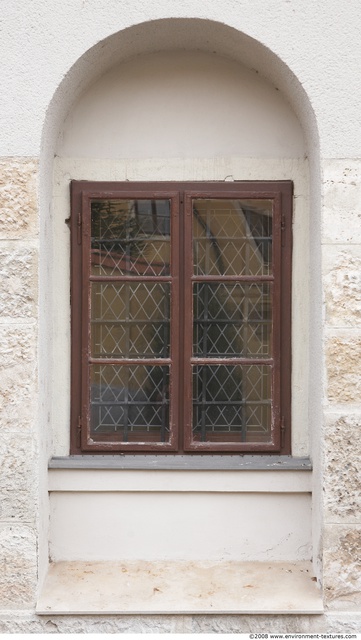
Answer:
[{"left": 39, "top": 18, "right": 322, "bottom": 586}]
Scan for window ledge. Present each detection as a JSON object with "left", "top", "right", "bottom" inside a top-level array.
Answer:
[
  {"left": 37, "top": 560, "right": 323, "bottom": 615},
  {"left": 49, "top": 455, "right": 312, "bottom": 471}
]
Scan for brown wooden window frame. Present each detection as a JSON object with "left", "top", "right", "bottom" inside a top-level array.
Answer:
[{"left": 70, "top": 181, "right": 292, "bottom": 455}]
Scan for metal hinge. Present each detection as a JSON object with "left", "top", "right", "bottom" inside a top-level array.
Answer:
[
  {"left": 281, "top": 214, "right": 286, "bottom": 246},
  {"left": 280, "top": 415, "right": 286, "bottom": 448},
  {"left": 77, "top": 212, "right": 82, "bottom": 245},
  {"left": 77, "top": 415, "right": 82, "bottom": 448}
]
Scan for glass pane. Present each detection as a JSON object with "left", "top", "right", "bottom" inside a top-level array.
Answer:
[
  {"left": 193, "top": 283, "right": 272, "bottom": 357},
  {"left": 192, "top": 364, "right": 272, "bottom": 443},
  {"left": 91, "top": 199, "right": 171, "bottom": 276},
  {"left": 91, "top": 282, "right": 170, "bottom": 358},
  {"left": 193, "top": 199, "right": 272, "bottom": 276},
  {"left": 90, "top": 364, "right": 170, "bottom": 442}
]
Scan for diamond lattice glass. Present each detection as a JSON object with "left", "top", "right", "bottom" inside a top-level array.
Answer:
[
  {"left": 192, "top": 364, "right": 272, "bottom": 443},
  {"left": 193, "top": 282, "right": 272, "bottom": 357},
  {"left": 91, "top": 282, "right": 170, "bottom": 358},
  {"left": 193, "top": 199, "right": 272, "bottom": 276},
  {"left": 91, "top": 199, "right": 171, "bottom": 276},
  {"left": 90, "top": 364, "right": 170, "bottom": 442}
]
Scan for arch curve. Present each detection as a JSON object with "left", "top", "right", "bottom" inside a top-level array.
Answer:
[{"left": 41, "top": 18, "right": 319, "bottom": 161}]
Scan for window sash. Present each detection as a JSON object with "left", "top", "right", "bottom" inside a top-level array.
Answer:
[{"left": 70, "top": 181, "right": 292, "bottom": 454}]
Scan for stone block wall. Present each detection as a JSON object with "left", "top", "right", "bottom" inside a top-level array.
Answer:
[
  {"left": 0, "top": 612, "right": 359, "bottom": 634},
  {"left": 0, "top": 159, "right": 39, "bottom": 609},
  {"left": 322, "top": 160, "right": 361, "bottom": 613},
  {"left": 0, "top": 158, "right": 361, "bottom": 632},
  {"left": 0, "top": 159, "right": 360, "bottom": 630}
]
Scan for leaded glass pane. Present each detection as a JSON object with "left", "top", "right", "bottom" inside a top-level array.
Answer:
[
  {"left": 90, "top": 364, "right": 170, "bottom": 442},
  {"left": 193, "top": 199, "right": 272, "bottom": 276},
  {"left": 192, "top": 364, "right": 272, "bottom": 443},
  {"left": 91, "top": 199, "right": 171, "bottom": 276},
  {"left": 91, "top": 282, "right": 170, "bottom": 358},
  {"left": 193, "top": 283, "right": 272, "bottom": 357}
]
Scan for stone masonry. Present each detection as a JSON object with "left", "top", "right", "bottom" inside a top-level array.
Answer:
[
  {"left": 322, "top": 160, "right": 361, "bottom": 614},
  {"left": 0, "top": 159, "right": 39, "bottom": 610}
]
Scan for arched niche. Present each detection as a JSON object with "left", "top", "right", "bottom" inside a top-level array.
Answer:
[
  {"left": 38, "top": 17, "right": 323, "bottom": 584},
  {"left": 41, "top": 18, "right": 319, "bottom": 159},
  {"left": 56, "top": 50, "right": 304, "bottom": 160}
]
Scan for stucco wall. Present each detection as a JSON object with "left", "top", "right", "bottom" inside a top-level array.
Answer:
[
  {"left": 51, "top": 50, "right": 309, "bottom": 457},
  {"left": 0, "top": 0, "right": 360, "bottom": 632},
  {"left": 57, "top": 51, "right": 305, "bottom": 159}
]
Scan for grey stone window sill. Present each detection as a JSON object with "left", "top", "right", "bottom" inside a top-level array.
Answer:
[{"left": 49, "top": 455, "right": 312, "bottom": 471}]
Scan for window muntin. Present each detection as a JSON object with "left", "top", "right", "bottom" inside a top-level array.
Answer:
[{"left": 70, "top": 182, "right": 292, "bottom": 454}]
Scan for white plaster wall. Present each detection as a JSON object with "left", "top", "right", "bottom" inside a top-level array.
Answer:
[
  {"left": 50, "top": 491, "right": 312, "bottom": 562},
  {"left": 49, "top": 469, "right": 312, "bottom": 563},
  {"left": 57, "top": 52, "right": 304, "bottom": 159},
  {"left": 2, "top": 2, "right": 361, "bottom": 159}
]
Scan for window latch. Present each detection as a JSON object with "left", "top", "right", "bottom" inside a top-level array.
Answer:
[
  {"left": 281, "top": 214, "right": 286, "bottom": 246},
  {"left": 77, "top": 416, "right": 82, "bottom": 448},
  {"left": 281, "top": 416, "right": 286, "bottom": 448},
  {"left": 77, "top": 212, "right": 82, "bottom": 245}
]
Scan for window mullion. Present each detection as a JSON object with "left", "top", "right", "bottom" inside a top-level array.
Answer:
[{"left": 182, "top": 193, "right": 195, "bottom": 451}]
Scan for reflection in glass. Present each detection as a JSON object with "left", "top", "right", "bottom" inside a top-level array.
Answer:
[
  {"left": 193, "top": 199, "right": 272, "bottom": 276},
  {"left": 192, "top": 364, "right": 272, "bottom": 443},
  {"left": 91, "top": 199, "right": 171, "bottom": 276},
  {"left": 192, "top": 198, "right": 273, "bottom": 446},
  {"left": 90, "top": 364, "right": 170, "bottom": 442},
  {"left": 193, "top": 282, "right": 272, "bottom": 358},
  {"left": 91, "top": 282, "right": 170, "bottom": 359},
  {"left": 90, "top": 198, "right": 171, "bottom": 445}
]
